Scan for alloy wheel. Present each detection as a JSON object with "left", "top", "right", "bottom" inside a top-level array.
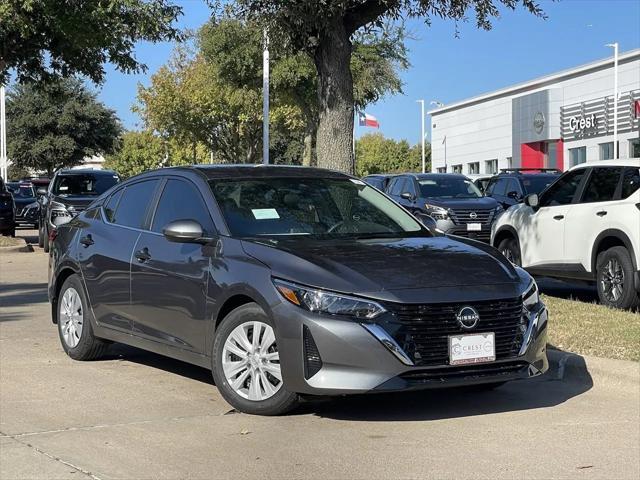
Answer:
[
  {"left": 59, "top": 288, "right": 84, "bottom": 348},
  {"left": 222, "top": 321, "right": 282, "bottom": 401},
  {"left": 601, "top": 258, "right": 625, "bottom": 303},
  {"left": 501, "top": 247, "right": 515, "bottom": 264}
]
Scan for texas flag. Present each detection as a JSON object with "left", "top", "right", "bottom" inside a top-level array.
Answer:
[
  {"left": 358, "top": 112, "right": 380, "bottom": 128},
  {"left": 634, "top": 100, "right": 640, "bottom": 119}
]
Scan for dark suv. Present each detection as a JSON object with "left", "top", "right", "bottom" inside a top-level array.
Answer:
[
  {"left": 386, "top": 173, "right": 503, "bottom": 243},
  {"left": 0, "top": 177, "right": 16, "bottom": 236},
  {"left": 49, "top": 165, "right": 547, "bottom": 415},
  {"left": 38, "top": 169, "right": 120, "bottom": 251},
  {"left": 484, "top": 168, "right": 561, "bottom": 209},
  {"left": 6, "top": 181, "right": 38, "bottom": 228}
]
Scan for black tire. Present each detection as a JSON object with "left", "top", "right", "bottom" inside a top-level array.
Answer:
[
  {"left": 56, "top": 274, "right": 109, "bottom": 360},
  {"left": 596, "top": 246, "right": 640, "bottom": 310},
  {"left": 8, "top": 227, "right": 15, "bottom": 237},
  {"left": 38, "top": 224, "right": 44, "bottom": 248},
  {"left": 498, "top": 237, "right": 521, "bottom": 266},
  {"left": 212, "top": 303, "right": 300, "bottom": 416}
]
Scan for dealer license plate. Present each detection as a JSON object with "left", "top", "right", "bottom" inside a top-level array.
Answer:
[
  {"left": 449, "top": 333, "right": 495, "bottom": 365},
  {"left": 467, "top": 223, "right": 481, "bottom": 231}
]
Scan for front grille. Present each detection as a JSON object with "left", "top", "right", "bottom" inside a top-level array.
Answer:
[
  {"left": 449, "top": 208, "right": 494, "bottom": 225},
  {"left": 399, "top": 361, "right": 529, "bottom": 383},
  {"left": 448, "top": 228, "right": 491, "bottom": 243},
  {"left": 381, "top": 297, "right": 526, "bottom": 367}
]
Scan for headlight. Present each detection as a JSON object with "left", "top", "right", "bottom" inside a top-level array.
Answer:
[
  {"left": 522, "top": 281, "right": 540, "bottom": 311},
  {"left": 495, "top": 205, "right": 504, "bottom": 214},
  {"left": 273, "top": 279, "right": 386, "bottom": 319},
  {"left": 424, "top": 203, "right": 449, "bottom": 220}
]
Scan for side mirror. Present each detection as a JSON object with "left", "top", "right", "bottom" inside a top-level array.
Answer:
[
  {"left": 507, "top": 191, "right": 521, "bottom": 200},
  {"left": 414, "top": 212, "right": 440, "bottom": 234},
  {"left": 163, "top": 219, "right": 210, "bottom": 244},
  {"left": 36, "top": 188, "right": 47, "bottom": 196},
  {"left": 524, "top": 193, "right": 539, "bottom": 208},
  {"left": 400, "top": 192, "right": 414, "bottom": 201}
]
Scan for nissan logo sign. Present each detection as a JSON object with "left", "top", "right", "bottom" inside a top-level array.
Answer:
[
  {"left": 469, "top": 212, "right": 478, "bottom": 219},
  {"left": 456, "top": 306, "right": 480, "bottom": 329},
  {"left": 533, "top": 112, "right": 545, "bottom": 134}
]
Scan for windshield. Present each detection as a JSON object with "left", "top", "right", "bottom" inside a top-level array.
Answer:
[
  {"left": 418, "top": 177, "right": 483, "bottom": 199},
  {"left": 7, "top": 183, "right": 35, "bottom": 198},
  {"left": 52, "top": 174, "right": 119, "bottom": 196},
  {"left": 209, "top": 177, "right": 424, "bottom": 239},
  {"left": 522, "top": 175, "right": 558, "bottom": 195}
]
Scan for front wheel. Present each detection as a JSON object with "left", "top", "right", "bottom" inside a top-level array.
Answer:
[
  {"left": 596, "top": 246, "right": 640, "bottom": 310},
  {"left": 498, "top": 237, "right": 521, "bottom": 266},
  {"left": 43, "top": 224, "right": 50, "bottom": 253},
  {"left": 212, "top": 303, "right": 299, "bottom": 416}
]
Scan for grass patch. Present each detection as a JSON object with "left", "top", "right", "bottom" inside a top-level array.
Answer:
[
  {"left": 543, "top": 294, "right": 640, "bottom": 362},
  {"left": 0, "top": 236, "right": 23, "bottom": 247}
]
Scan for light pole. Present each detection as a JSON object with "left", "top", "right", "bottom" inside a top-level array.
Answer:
[
  {"left": 262, "top": 29, "right": 270, "bottom": 165},
  {"left": 606, "top": 42, "right": 619, "bottom": 159},
  {"left": 430, "top": 100, "right": 444, "bottom": 171},
  {"left": 417, "top": 100, "right": 425, "bottom": 173}
]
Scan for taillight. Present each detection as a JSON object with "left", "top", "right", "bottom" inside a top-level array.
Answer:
[{"left": 48, "top": 228, "right": 58, "bottom": 243}]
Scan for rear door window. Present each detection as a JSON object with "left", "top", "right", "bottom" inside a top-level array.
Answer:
[
  {"left": 111, "top": 180, "right": 159, "bottom": 228},
  {"left": 104, "top": 189, "right": 123, "bottom": 223},
  {"left": 621, "top": 167, "right": 640, "bottom": 198},
  {"left": 581, "top": 167, "right": 622, "bottom": 203}
]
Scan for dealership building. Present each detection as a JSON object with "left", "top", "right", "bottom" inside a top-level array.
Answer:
[{"left": 429, "top": 49, "right": 640, "bottom": 175}]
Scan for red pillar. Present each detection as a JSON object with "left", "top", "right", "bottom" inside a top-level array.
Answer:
[
  {"left": 556, "top": 140, "right": 564, "bottom": 171},
  {"left": 521, "top": 142, "right": 544, "bottom": 168}
]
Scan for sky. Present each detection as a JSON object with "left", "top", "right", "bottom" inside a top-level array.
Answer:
[{"left": 97, "top": 0, "right": 640, "bottom": 145}]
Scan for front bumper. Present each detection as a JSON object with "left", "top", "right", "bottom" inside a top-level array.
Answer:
[
  {"left": 274, "top": 301, "right": 548, "bottom": 396},
  {"left": 434, "top": 218, "right": 492, "bottom": 243}
]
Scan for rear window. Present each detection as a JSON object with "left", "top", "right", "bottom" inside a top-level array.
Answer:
[{"left": 52, "top": 173, "right": 119, "bottom": 196}]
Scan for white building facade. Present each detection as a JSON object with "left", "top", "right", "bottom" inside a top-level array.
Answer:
[{"left": 429, "top": 49, "right": 640, "bottom": 175}]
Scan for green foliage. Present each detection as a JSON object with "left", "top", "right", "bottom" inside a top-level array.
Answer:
[
  {"left": 104, "top": 131, "right": 211, "bottom": 179},
  {"left": 6, "top": 79, "right": 122, "bottom": 175},
  {"left": 355, "top": 133, "right": 430, "bottom": 177},
  {"left": 0, "top": 0, "right": 183, "bottom": 84}
]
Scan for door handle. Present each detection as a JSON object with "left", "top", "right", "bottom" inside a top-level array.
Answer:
[
  {"left": 596, "top": 211, "right": 608, "bottom": 217},
  {"left": 79, "top": 234, "right": 94, "bottom": 247},
  {"left": 553, "top": 215, "right": 564, "bottom": 220},
  {"left": 134, "top": 248, "right": 151, "bottom": 263}
]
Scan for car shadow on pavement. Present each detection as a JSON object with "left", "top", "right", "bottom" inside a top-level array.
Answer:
[
  {"left": 0, "top": 282, "right": 49, "bottom": 319},
  {"left": 309, "top": 363, "right": 593, "bottom": 422},
  {"left": 536, "top": 277, "right": 599, "bottom": 303}
]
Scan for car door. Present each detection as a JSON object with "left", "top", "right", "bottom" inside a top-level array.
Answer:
[
  {"left": 520, "top": 168, "right": 589, "bottom": 268},
  {"left": 130, "top": 178, "right": 214, "bottom": 354},
  {"left": 78, "top": 179, "right": 159, "bottom": 332},
  {"left": 563, "top": 166, "right": 623, "bottom": 266}
]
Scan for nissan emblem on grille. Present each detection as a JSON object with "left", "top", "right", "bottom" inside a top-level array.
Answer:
[
  {"left": 456, "top": 306, "right": 480, "bottom": 329},
  {"left": 469, "top": 212, "right": 477, "bottom": 219}
]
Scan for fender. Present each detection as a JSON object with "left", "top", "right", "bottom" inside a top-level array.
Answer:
[
  {"left": 590, "top": 229, "right": 637, "bottom": 273},
  {"left": 492, "top": 225, "right": 520, "bottom": 248}
]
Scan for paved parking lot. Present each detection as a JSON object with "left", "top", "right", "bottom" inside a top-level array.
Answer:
[{"left": 1, "top": 230, "right": 639, "bottom": 479}]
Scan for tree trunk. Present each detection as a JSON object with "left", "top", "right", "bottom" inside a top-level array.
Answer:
[
  {"left": 314, "top": 20, "right": 354, "bottom": 175},
  {"left": 302, "top": 121, "right": 317, "bottom": 167}
]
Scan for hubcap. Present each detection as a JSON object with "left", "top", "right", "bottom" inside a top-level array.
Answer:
[
  {"left": 601, "top": 258, "right": 625, "bottom": 302},
  {"left": 222, "top": 321, "right": 282, "bottom": 401},
  {"left": 59, "top": 288, "right": 83, "bottom": 348}
]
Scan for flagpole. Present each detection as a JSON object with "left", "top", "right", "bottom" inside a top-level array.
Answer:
[
  {"left": 353, "top": 109, "right": 357, "bottom": 165},
  {"left": 1, "top": 85, "right": 6, "bottom": 182},
  {"left": 262, "top": 29, "right": 270, "bottom": 165}
]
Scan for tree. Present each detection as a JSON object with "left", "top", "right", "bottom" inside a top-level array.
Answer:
[
  {"left": 355, "top": 132, "right": 428, "bottom": 176},
  {"left": 0, "top": 0, "right": 183, "bottom": 84},
  {"left": 235, "top": 0, "right": 545, "bottom": 173},
  {"left": 6, "top": 79, "right": 122, "bottom": 176}
]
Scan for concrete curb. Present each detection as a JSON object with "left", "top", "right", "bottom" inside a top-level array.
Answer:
[
  {"left": 0, "top": 242, "right": 34, "bottom": 253},
  {"left": 547, "top": 348, "right": 639, "bottom": 384}
]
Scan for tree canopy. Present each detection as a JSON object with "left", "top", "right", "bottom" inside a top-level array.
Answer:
[
  {"left": 234, "top": 0, "right": 545, "bottom": 173},
  {"left": 0, "top": 0, "right": 183, "bottom": 84},
  {"left": 355, "top": 132, "right": 428, "bottom": 176},
  {"left": 6, "top": 79, "right": 122, "bottom": 175}
]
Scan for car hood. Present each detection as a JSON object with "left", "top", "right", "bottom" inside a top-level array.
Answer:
[
  {"left": 241, "top": 235, "right": 520, "bottom": 301},
  {"left": 422, "top": 196, "right": 499, "bottom": 210}
]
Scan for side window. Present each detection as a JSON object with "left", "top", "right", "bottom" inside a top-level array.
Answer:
[
  {"left": 112, "top": 180, "right": 158, "bottom": 228},
  {"left": 404, "top": 178, "right": 417, "bottom": 196},
  {"left": 581, "top": 167, "right": 622, "bottom": 203},
  {"left": 508, "top": 179, "right": 523, "bottom": 195},
  {"left": 492, "top": 178, "right": 508, "bottom": 196},
  {"left": 104, "top": 188, "right": 123, "bottom": 223},
  {"left": 385, "top": 178, "right": 397, "bottom": 194},
  {"left": 485, "top": 179, "right": 497, "bottom": 195},
  {"left": 621, "top": 167, "right": 640, "bottom": 198},
  {"left": 152, "top": 179, "right": 214, "bottom": 234},
  {"left": 540, "top": 169, "right": 587, "bottom": 207},
  {"left": 389, "top": 177, "right": 406, "bottom": 196}
]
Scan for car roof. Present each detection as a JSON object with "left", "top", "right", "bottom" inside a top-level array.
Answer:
[
  {"left": 569, "top": 159, "right": 640, "bottom": 170},
  {"left": 408, "top": 173, "right": 469, "bottom": 180},
  {"left": 57, "top": 169, "right": 118, "bottom": 176},
  {"left": 188, "top": 164, "right": 352, "bottom": 180}
]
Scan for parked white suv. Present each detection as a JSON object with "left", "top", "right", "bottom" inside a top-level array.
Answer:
[{"left": 492, "top": 160, "right": 640, "bottom": 309}]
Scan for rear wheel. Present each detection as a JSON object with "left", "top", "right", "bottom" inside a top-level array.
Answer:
[
  {"left": 498, "top": 237, "right": 521, "bottom": 266},
  {"left": 38, "top": 224, "right": 44, "bottom": 248},
  {"left": 596, "top": 246, "right": 639, "bottom": 310},
  {"left": 212, "top": 303, "right": 299, "bottom": 416},
  {"left": 43, "top": 224, "right": 50, "bottom": 253},
  {"left": 56, "top": 274, "right": 109, "bottom": 360}
]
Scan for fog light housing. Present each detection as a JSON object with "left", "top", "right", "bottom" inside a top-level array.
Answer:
[{"left": 303, "top": 325, "right": 322, "bottom": 379}]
